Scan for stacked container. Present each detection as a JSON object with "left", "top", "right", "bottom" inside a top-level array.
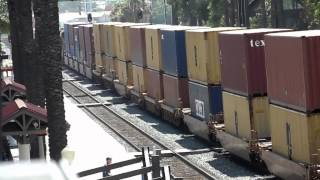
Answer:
[
  {"left": 185, "top": 27, "right": 242, "bottom": 122},
  {"left": 143, "top": 25, "right": 172, "bottom": 103},
  {"left": 73, "top": 27, "right": 81, "bottom": 71},
  {"left": 80, "top": 24, "right": 94, "bottom": 79},
  {"left": 129, "top": 25, "right": 148, "bottom": 97},
  {"left": 92, "top": 23, "right": 104, "bottom": 79},
  {"left": 264, "top": 30, "right": 320, "bottom": 164},
  {"left": 114, "top": 23, "right": 135, "bottom": 89},
  {"left": 63, "top": 23, "right": 69, "bottom": 65},
  {"left": 219, "top": 29, "right": 290, "bottom": 140},
  {"left": 101, "top": 22, "right": 122, "bottom": 82},
  {"left": 78, "top": 25, "right": 86, "bottom": 75},
  {"left": 113, "top": 23, "right": 150, "bottom": 96},
  {"left": 160, "top": 26, "right": 205, "bottom": 112},
  {"left": 65, "top": 22, "right": 86, "bottom": 69}
]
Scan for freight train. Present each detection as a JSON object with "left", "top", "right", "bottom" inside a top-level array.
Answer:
[{"left": 63, "top": 21, "right": 320, "bottom": 180}]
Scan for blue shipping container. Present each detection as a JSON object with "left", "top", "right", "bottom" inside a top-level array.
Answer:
[
  {"left": 161, "top": 29, "right": 188, "bottom": 77},
  {"left": 64, "top": 24, "right": 69, "bottom": 56},
  {"left": 189, "top": 81, "right": 223, "bottom": 120}
]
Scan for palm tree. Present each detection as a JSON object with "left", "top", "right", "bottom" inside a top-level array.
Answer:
[{"left": 33, "top": 0, "right": 67, "bottom": 161}]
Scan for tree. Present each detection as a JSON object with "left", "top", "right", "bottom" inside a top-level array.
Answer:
[
  {"left": 0, "top": 0, "right": 9, "bottom": 33},
  {"left": 33, "top": 0, "right": 67, "bottom": 161},
  {"left": 301, "top": 0, "right": 320, "bottom": 29},
  {"left": 110, "top": 0, "right": 148, "bottom": 22}
]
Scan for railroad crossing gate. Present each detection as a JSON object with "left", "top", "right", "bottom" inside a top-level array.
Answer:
[
  {"left": 1, "top": 79, "right": 26, "bottom": 104},
  {"left": 1, "top": 99, "right": 47, "bottom": 138}
]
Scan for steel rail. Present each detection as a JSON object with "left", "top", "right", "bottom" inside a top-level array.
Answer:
[
  {"left": 63, "top": 79, "right": 218, "bottom": 180},
  {"left": 63, "top": 88, "right": 141, "bottom": 152}
]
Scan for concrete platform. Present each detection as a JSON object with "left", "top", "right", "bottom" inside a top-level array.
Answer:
[{"left": 63, "top": 97, "right": 141, "bottom": 179}]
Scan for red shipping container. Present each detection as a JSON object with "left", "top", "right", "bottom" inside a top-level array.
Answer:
[
  {"left": 265, "top": 30, "right": 320, "bottom": 113},
  {"left": 129, "top": 26, "right": 148, "bottom": 67},
  {"left": 163, "top": 74, "right": 189, "bottom": 108},
  {"left": 219, "top": 29, "right": 291, "bottom": 96},
  {"left": 145, "top": 68, "right": 163, "bottom": 100}
]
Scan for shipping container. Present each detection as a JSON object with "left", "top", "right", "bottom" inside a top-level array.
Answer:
[
  {"left": 219, "top": 29, "right": 291, "bottom": 96},
  {"left": 103, "top": 56, "right": 116, "bottom": 78},
  {"left": 189, "top": 81, "right": 223, "bottom": 120},
  {"left": 132, "top": 65, "right": 147, "bottom": 93},
  {"left": 93, "top": 23, "right": 102, "bottom": 54},
  {"left": 79, "top": 26, "right": 86, "bottom": 62},
  {"left": 82, "top": 24, "right": 94, "bottom": 67},
  {"left": 163, "top": 74, "right": 189, "bottom": 108},
  {"left": 223, "top": 91, "right": 270, "bottom": 139},
  {"left": 114, "top": 23, "right": 149, "bottom": 61},
  {"left": 265, "top": 30, "right": 320, "bottom": 113},
  {"left": 102, "top": 22, "right": 122, "bottom": 57},
  {"left": 129, "top": 26, "right": 148, "bottom": 66},
  {"left": 270, "top": 104, "right": 320, "bottom": 164},
  {"left": 99, "top": 22, "right": 123, "bottom": 57},
  {"left": 73, "top": 27, "right": 80, "bottom": 62},
  {"left": 117, "top": 60, "right": 133, "bottom": 86},
  {"left": 63, "top": 24, "right": 70, "bottom": 56},
  {"left": 69, "top": 24, "right": 75, "bottom": 58},
  {"left": 160, "top": 26, "right": 208, "bottom": 77},
  {"left": 67, "top": 22, "right": 87, "bottom": 58},
  {"left": 145, "top": 68, "right": 163, "bottom": 100},
  {"left": 186, "top": 27, "right": 244, "bottom": 85},
  {"left": 145, "top": 25, "right": 172, "bottom": 71}
]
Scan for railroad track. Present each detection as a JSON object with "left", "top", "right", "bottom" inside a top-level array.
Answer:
[{"left": 62, "top": 77, "right": 218, "bottom": 180}]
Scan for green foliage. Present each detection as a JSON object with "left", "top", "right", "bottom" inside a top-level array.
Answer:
[
  {"left": 302, "top": 0, "right": 320, "bottom": 29},
  {"left": 207, "top": 0, "right": 224, "bottom": 26},
  {"left": 0, "top": 0, "right": 9, "bottom": 33},
  {"left": 110, "top": 0, "right": 146, "bottom": 22}
]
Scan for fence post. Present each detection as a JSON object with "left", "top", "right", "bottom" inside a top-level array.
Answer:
[
  {"left": 151, "top": 155, "right": 161, "bottom": 178},
  {"left": 162, "top": 165, "right": 171, "bottom": 180},
  {"left": 142, "top": 147, "right": 152, "bottom": 180}
]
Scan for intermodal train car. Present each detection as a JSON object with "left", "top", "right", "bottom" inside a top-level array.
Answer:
[{"left": 62, "top": 22, "right": 320, "bottom": 180}]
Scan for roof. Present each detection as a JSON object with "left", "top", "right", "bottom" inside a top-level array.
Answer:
[
  {"left": 265, "top": 30, "right": 320, "bottom": 38},
  {"left": 220, "top": 28, "right": 292, "bottom": 35},
  {"left": 2, "top": 99, "right": 47, "bottom": 123},
  {"left": 143, "top": 24, "right": 173, "bottom": 30},
  {"left": 79, "top": 24, "right": 93, "bottom": 28},
  {"left": 160, "top": 25, "right": 210, "bottom": 31},
  {"left": 186, "top": 27, "right": 245, "bottom": 33},
  {"left": 115, "top": 23, "right": 150, "bottom": 28},
  {"left": 1, "top": 79, "right": 26, "bottom": 93}
]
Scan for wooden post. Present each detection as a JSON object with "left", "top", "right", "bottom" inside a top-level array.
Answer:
[
  {"left": 162, "top": 166, "right": 171, "bottom": 180},
  {"left": 151, "top": 155, "right": 160, "bottom": 178},
  {"left": 142, "top": 147, "right": 152, "bottom": 180}
]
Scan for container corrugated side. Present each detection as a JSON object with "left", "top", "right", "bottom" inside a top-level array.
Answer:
[
  {"left": 64, "top": 24, "right": 70, "bottom": 56},
  {"left": 223, "top": 91, "right": 270, "bottom": 139},
  {"left": 129, "top": 26, "right": 147, "bottom": 66},
  {"left": 265, "top": 30, "right": 320, "bottom": 113},
  {"left": 145, "top": 68, "right": 163, "bottom": 100},
  {"left": 220, "top": 29, "right": 291, "bottom": 96},
  {"left": 163, "top": 74, "right": 189, "bottom": 108},
  {"left": 93, "top": 24, "right": 101, "bottom": 54},
  {"left": 132, "top": 65, "right": 147, "bottom": 93},
  {"left": 79, "top": 26, "right": 86, "bottom": 62},
  {"left": 117, "top": 60, "right": 133, "bottom": 86},
  {"left": 189, "top": 81, "right": 223, "bottom": 120},
  {"left": 270, "top": 104, "right": 320, "bottom": 164},
  {"left": 186, "top": 27, "right": 243, "bottom": 85},
  {"left": 83, "top": 25, "right": 94, "bottom": 67},
  {"left": 145, "top": 25, "right": 172, "bottom": 71}
]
